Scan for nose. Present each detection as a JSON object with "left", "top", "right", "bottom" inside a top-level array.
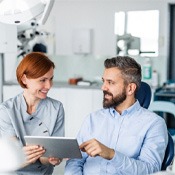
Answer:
[
  {"left": 101, "top": 82, "right": 107, "bottom": 91},
  {"left": 45, "top": 80, "right": 53, "bottom": 89}
]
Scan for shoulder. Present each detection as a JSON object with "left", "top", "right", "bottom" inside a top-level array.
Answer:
[
  {"left": 0, "top": 94, "right": 23, "bottom": 121},
  {"left": 44, "top": 97, "right": 64, "bottom": 109},
  {"left": 83, "top": 108, "right": 110, "bottom": 122},
  {"left": 138, "top": 107, "right": 166, "bottom": 127},
  {"left": 91, "top": 108, "right": 109, "bottom": 116},
  {"left": 141, "top": 107, "right": 163, "bottom": 119},
  {"left": 0, "top": 93, "right": 22, "bottom": 110}
]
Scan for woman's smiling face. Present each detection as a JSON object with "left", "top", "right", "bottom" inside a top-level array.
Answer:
[{"left": 22, "top": 67, "right": 54, "bottom": 100}]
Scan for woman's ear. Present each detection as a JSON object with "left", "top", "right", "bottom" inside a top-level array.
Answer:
[{"left": 21, "top": 74, "right": 27, "bottom": 85}]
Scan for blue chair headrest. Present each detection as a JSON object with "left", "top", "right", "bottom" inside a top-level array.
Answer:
[{"left": 135, "top": 81, "right": 151, "bottom": 109}]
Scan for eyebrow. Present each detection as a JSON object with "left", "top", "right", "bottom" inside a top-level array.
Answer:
[
  {"left": 102, "top": 78, "right": 115, "bottom": 82},
  {"left": 40, "top": 76, "right": 54, "bottom": 79}
]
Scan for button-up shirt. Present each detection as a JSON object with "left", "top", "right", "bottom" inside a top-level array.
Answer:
[
  {"left": 65, "top": 101, "right": 168, "bottom": 175},
  {"left": 0, "top": 93, "right": 65, "bottom": 175}
]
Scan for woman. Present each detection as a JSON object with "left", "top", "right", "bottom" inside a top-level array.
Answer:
[{"left": 0, "top": 52, "right": 65, "bottom": 174}]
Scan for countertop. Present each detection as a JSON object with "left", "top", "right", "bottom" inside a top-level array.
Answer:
[{"left": 4, "top": 81, "right": 102, "bottom": 90}]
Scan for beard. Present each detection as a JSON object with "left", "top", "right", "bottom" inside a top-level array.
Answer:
[{"left": 103, "top": 88, "right": 127, "bottom": 108}]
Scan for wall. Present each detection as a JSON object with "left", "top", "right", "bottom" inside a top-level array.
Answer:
[
  {"left": 51, "top": 54, "right": 166, "bottom": 87},
  {"left": 51, "top": 54, "right": 104, "bottom": 82},
  {"left": 49, "top": 0, "right": 171, "bottom": 56},
  {"left": 4, "top": 0, "right": 175, "bottom": 86},
  {"left": 42, "top": 0, "right": 175, "bottom": 85}
]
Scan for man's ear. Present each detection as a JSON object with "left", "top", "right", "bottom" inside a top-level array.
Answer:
[
  {"left": 21, "top": 74, "right": 27, "bottom": 85},
  {"left": 127, "top": 83, "right": 137, "bottom": 96}
]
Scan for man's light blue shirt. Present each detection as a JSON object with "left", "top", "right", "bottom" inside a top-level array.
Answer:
[{"left": 65, "top": 101, "right": 168, "bottom": 175}]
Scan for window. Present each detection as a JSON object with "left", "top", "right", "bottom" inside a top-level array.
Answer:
[{"left": 115, "top": 10, "right": 159, "bottom": 57}]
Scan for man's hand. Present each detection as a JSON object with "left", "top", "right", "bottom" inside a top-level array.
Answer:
[{"left": 79, "top": 138, "right": 115, "bottom": 160}]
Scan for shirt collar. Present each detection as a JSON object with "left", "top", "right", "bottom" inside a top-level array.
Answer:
[
  {"left": 20, "top": 92, "right": 44, "bottom": 114},
  {"left": 109, "top": 100, "right": 141, "bottom": 118}
]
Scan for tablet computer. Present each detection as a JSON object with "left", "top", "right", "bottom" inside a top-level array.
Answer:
[{"left": 24, "top": 136, "right": 82, "bottom": 159}]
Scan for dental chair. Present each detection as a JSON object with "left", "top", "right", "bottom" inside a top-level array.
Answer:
[
  {"left": 149, "top": 101, "right": 175, "bottom": 170},
  {"left": 136, "top": 82, "right": 174, "bottom": 171}
]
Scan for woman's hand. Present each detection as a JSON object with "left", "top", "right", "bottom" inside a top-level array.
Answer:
[
  {"left": 39, "top": 157, "right": 62, "bottom": 166},
  {"left": 48, "top": 157, "right": 62, "bottom": 166},
  {"left": 22, "top": 145, "right": 45, "bottom": 167}
]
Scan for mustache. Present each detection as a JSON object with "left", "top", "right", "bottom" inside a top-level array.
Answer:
[{"left": 103, "top": 91, "right": 113, "bottom": 96}]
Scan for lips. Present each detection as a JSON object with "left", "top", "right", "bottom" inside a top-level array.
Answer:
[
  {"left": 104, "top": 94, "right": 111, "bottom": 99},
  {"left": 40, "top": 90, "right": 48, "bottom": 94},
  {"left": 103, "top": 91, "right": 113, "bottom": 100}
]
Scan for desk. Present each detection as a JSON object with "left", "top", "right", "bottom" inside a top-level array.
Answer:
[
  {"left": 154, "top": 88, "right": 175, "bottom": 99},
  {"left": 154, "top": 87, "right": 175, "bottom": 130}
]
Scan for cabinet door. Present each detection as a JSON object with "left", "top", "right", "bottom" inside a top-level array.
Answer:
[
  {"left": 0, "top": 23, "right": 6, "bottom": 52},
  {"left": 65, "top": 88, "right": 93, "bottom": 137},
  {"left": 48, "top": 87, "right": 66, "bottom": 107},
  {"left": 92, "top": 89, "right": 103, "bottom": 112},
  {"left": 0, "top": 23, "right": 17, "bottom": 53}
]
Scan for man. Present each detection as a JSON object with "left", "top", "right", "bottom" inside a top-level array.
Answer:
[{"left": 65, "top": 56, "right": 168, "bottom": 175}]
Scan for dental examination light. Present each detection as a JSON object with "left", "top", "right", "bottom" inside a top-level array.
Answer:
[
  {"left": 0, "top": 0, "right": 55, "bottom": 103},
  {"left": 0, "top": 0, "right": 55, "bottom": 25}
]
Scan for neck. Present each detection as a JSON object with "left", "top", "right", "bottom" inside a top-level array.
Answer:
[
  {"left": 115, "top": 98, "right": 136, "bottom": 115},
  {"left": 23, "top": 91, "right": 40, "bottom": 115}
]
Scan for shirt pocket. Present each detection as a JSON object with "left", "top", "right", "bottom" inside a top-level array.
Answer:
[{"left": 117, "top": 135, "right": 144, "bottom": 157}]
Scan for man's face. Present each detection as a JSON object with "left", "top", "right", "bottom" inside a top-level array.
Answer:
[{"left": 101, "top": 68, "right": 127, "bottom": 108}]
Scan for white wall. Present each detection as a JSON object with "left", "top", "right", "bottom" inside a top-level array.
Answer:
[
  {"left": 42, "top": 0, "right": 175, "bottom": 85},
  {"left": 3, "top": 0, "right": 175, "bottom": 85},
  {"left": 47, "top": 0, "right": 171, "bottom": 56}
]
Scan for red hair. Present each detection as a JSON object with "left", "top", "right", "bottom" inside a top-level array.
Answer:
[{"left": 16, "top": 52, "right": 55, "bottom": 88}]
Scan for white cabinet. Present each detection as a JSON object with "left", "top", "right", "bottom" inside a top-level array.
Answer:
[
  {"left": 0, "top": 23, "right": 17, "bottom": 53},
  {"left": 72, "top": 29, "right": 92, "bottom": 54},
  {"left": 3, "top": 85, "right": 103, "bottom": 137},
  {"left": 48, "top": 87, "right": 66, "bottom": 107},
  {"left": 65, "top": 88, "right": 93, "bottom": 137},
  {"left": 49, "top": 88, "right": 103, "bottom": 137},
  {"left": 92, "top": 89, "right": 103, "bottom": 112}
]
